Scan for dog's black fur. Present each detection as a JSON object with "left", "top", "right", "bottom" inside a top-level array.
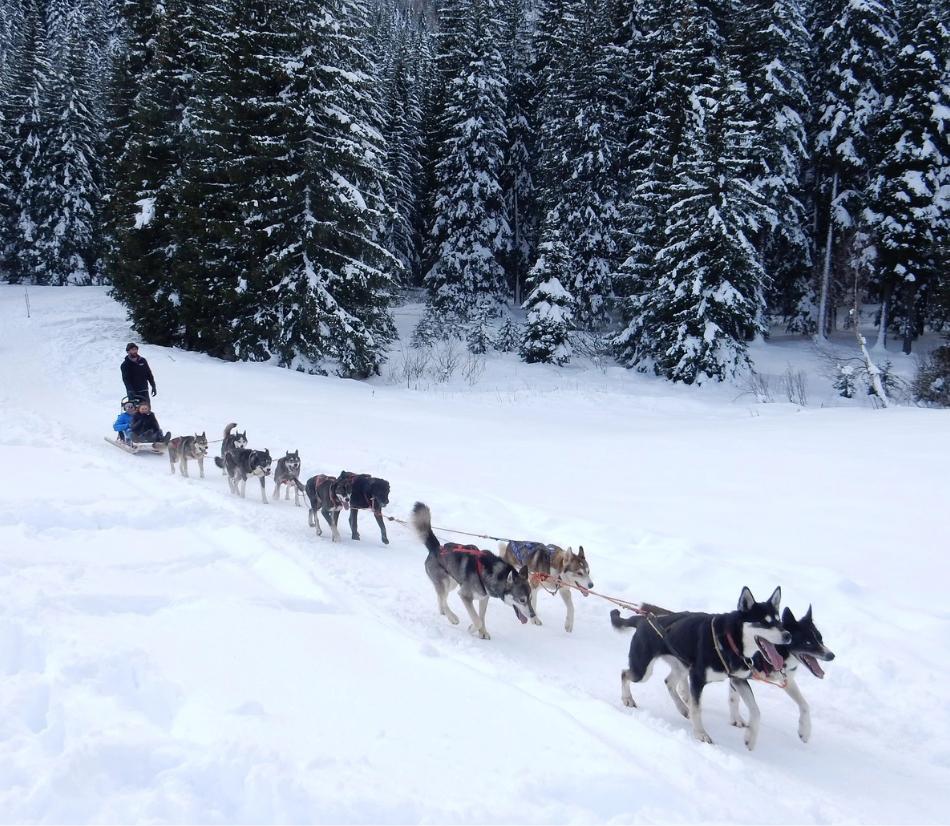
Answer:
[
  {"left": 338, "top": 471, "right": 391, "bottom": 544},
  {"left": 609, "top": 587, "right": 790, "bottom": 748},
  {"left": 220, "top": 423, "right": 248, "bottom": 475},
  {"left": 729, "top": 605, "right": 835, "bottom": 743},
  {"left": 411, "top": 502, "right": 534, "bottom": 639},
  {"left": 273, "top": 450, "right": 305, "bottom": 506},
  {"left": 215, "top": 447, "right": 272, "bottom": 503},
  {"left": 304, "top": 473, "right": 354, "bottom": 541}
]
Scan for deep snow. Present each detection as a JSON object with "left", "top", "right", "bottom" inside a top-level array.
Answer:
[{"left": 1, "top": 286, "right": 948, "bottom": 824}]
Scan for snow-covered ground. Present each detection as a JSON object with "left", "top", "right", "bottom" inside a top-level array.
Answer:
[{"left": 1, "top": 285, "right": 948, "bottom": 824}]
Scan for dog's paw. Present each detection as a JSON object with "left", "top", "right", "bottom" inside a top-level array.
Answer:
[
  {"left": 564, "top": 620, "right": 573, "bottom": 632},
  {"left": 531, "top": 616, "right": 543, "bottom": 626},
  {"left": 621, "top": 695, "right": 637, "bottom": 708},
  {"left": 382, "top": 536, "right": 389, "bottom": 545},
  {"left": 351, "top": 533, "right": 360, "bottom": 541},
  {"left": 799, "top": 718, "right": 811, "bottom": 743},
  {"left": 694, "top": 731, "right": 714, "bottom": 745},
  {"left": 744, "top": 729, "right": 758, "bottom": 751},
  {"left": 447, "top": 613, "right": 460, "bottom": 625},
  {"left": 731, "top": 718, "right": 748, "bottom": 728}
]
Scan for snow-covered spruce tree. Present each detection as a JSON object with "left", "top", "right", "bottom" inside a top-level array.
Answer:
[
  {"left": 731, "top": 0, "right": 814, "bottom": 333},
  {"left": 500, "top": 0, "right": 537, "bottom": 305},
  {"left": 420, "top": 0, "right": 510, "bottom": 335},
  {"left": 813, "top": 0, "right": 896, "bottom": 338},
  {"left": 520, "top": 213, "right": 576, "bottom": 364},
  {"left": 229, "top": 0, "right": 396, "bottom": 376},
  {"left": 307, "top": 0, "right": 398, "bottom": 376},
  {"left": 555, "top": 0, "right": 623, "bottom": 330},
  {"left": 106, "top": 0, "right": 206, "bottom": 346},
  {"left": 162, "top": 0, "right": 267, "bottom": 360},
  {"left": 623, "top": 48, "right": 772, "bottom": 383},
  {"left": 0, "top": 0, "right": 52, "bottom": 283},
  {"left": 379, "top": 13, "right": 427, "bottom": 285},
  {"left": 615, "top": 0, "right": 719, "bottom": 365},
  {"left": 101, "top": 0, "right": 160, "bottom": 207},
  {"left": 532, "top": 0, "right": 577, "bottom": 216},
  {"left": 31, "top": 27, "right": 102, "bottom": 285},
  {"left": 871, "top": 0, "right": 949, "bottom": 353}
]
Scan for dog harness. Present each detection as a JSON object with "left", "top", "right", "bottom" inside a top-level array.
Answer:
[
  {"left": 313, "top": 474, "right": 346, "bottom": 509},
  {"left": 439, "top": 544, "right": 491, "bottom": 591},
  {"left": 507, "top": 540, "right": 558, "bottom": 565}
]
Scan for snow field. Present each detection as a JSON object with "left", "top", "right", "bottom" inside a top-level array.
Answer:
[{"left": 1, "top": 286, "right": 949, "bottom": 823}]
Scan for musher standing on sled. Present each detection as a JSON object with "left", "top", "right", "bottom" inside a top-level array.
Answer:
[{"left": 121, "top": 342, "right": 157, "bottom": 403}]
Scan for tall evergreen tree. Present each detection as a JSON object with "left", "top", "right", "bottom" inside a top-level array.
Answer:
[
  {"left": 871, "top": 0, "right": 949, "bottom": 351},
  {"left": 617, "top": 13, "right": 771, "bottom": 383},
  {"left": 732, "top": 0, "right": 814, "bottom": 332},
  {"left": 813, "top": 0, "right": 896, "bottom": 337},
  {"left": 31, "top": 24, "right": 102, "bottom": 284},
  {"left": 520, "top": 212, "right": 575, "bottom": 364},
  {"left": 420, "top": 0, "right": 510, "bottom": 333},
  {"left": 500, "top": 0, "right": 537, "bottom": 305}
]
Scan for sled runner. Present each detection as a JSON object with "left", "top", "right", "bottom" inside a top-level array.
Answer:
[{"left": 104, "top": 436, "right": 166, "bottom": 455}]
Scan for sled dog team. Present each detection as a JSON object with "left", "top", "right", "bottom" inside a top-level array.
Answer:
[{"left": 163, "top": 421, "right": 835, "bottom": 752}]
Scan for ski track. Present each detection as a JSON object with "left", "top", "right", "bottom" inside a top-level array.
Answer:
[{"left": 1, "top": 287, "right": 949, "bottom": 823}]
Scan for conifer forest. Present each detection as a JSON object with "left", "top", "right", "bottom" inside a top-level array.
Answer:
[{"left": 0, "top": 0, "right": 947, "bottom": 382}]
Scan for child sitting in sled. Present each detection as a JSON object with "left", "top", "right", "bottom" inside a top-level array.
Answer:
[
  {"left": 130, "top": 399, "right": 171, "bottom": 444},
  {"left": 112, "top": 398, "right": 137, "bottom": 442}
]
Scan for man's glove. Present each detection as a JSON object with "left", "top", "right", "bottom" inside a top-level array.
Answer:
[{"left": 151, "top": 387, "right": 157, "bottom": 397}]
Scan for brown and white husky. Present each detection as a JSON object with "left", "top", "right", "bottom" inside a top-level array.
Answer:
[{"left": 499, "top": 540, "right": 593, "bottom": 632}]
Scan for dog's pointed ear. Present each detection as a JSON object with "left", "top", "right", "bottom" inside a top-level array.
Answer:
[
  {"left": 519, "top": 565, "right": 529, "bottom": 579},
  {"left": 805, "top": 604, "right": 813, "bottom": 621},
  {"left": 782, "top": 606, "right": 796, "bottom": 625},
  {"left": 507, "top": 569, "right": 515, "bottom": 583},
  {"left": 738, "top": 586, "right": 755, "bottom": 611},
  {"left": 578, "top": 545, "right": 585, "bottom": 559},
  {"left": 769, "top": 586, "right": 782, "bottom": 611}
]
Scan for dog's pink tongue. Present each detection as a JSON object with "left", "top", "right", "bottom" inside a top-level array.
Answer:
[
  {"left": 515, "top": 607, "right": 528, "bottom": 624},
  {"left": 760, "top": 639, "right": 784, "bottom": 670},
  {"left": 801, "top": 653, "right": 825, "bottom": 678}
]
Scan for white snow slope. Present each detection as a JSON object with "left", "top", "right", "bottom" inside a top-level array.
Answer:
[{"left": 1, "top": 286, "right": 949, "bottom": 824}]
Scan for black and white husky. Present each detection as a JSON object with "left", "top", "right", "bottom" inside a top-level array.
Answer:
[
  {"left": 728, "top": 605, "right": 835, "bottom": 743},
  {"left": 220, "top": 423, "right": 248, "bottom": 475},
  {"left": 411, "top": 502, "right": 534, "bottom": 640},
  {"left": 168, "top": 432, "right": 209, "bottom": 478},
  {"left": 273, "top": 450, "right": 305, "bottom": 506},
  {"left": 215, "top": 448, "right": 273, "bottom": 503},
  {"left": 609, "top": 587, "right": 790, "bottom": 749}
]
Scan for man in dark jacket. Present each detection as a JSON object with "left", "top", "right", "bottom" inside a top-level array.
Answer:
[
  {"left": 131, "top": 400, "right": 170, "bottom": 444},
  {"left": 121, "top": 342, "right": 157, "bottom": 403}
]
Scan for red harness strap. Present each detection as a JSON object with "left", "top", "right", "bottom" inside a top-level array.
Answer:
[{"left": 440, "top": 544, "right": 488, "bottom": 578}]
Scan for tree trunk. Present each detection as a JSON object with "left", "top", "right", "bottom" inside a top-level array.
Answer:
[
  {"left": 816, "top": 172, "right": 837, "bottom": 341},
  {"left": 874, "top": 282, "right": 890, "bottom": 350}
]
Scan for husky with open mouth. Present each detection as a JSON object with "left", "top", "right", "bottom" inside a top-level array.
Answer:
[
  {"left": 498, "top": 540, "right": 593, "bottom": 632},
  {"left": 728, "top": 605, "right": 835, "bottom": 743},
  {"left": 609, "top": 586, "right": 791, "bottom": 749},
  {"left": 411, "top": 502, "right": 535, "bottom": 640}
]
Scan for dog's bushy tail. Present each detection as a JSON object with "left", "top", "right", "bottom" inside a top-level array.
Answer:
[
  {"left": 610, "top": 608, "right": 643, "bottom": 632},
  {"left": 223, "top": 422, "right": 237, "bottom": 439},
  {"left": 411, "top": 502, "right": 441, "bottom": 555},
  {"left": 214, "top": 457, "right": 225, "bottom": 468}
]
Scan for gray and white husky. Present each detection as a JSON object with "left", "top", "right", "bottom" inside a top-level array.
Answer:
[
  {"left": 168, "top": 432, "right": 209, "bottom": 478},
  {"left": 411, "top": 502, "right": 534, "bottom": 640},
  {"left": 498, "top": 540, "right": 593, "bottom": 632},
  {"left": 273, "top": 450, "right": 305, "bottom": 506},
  {"left": 215, "top": 448, "right": 273, "bottom": 503},
  {"left": 220, "top": 423, "right": 248, "bottom": 475}
]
